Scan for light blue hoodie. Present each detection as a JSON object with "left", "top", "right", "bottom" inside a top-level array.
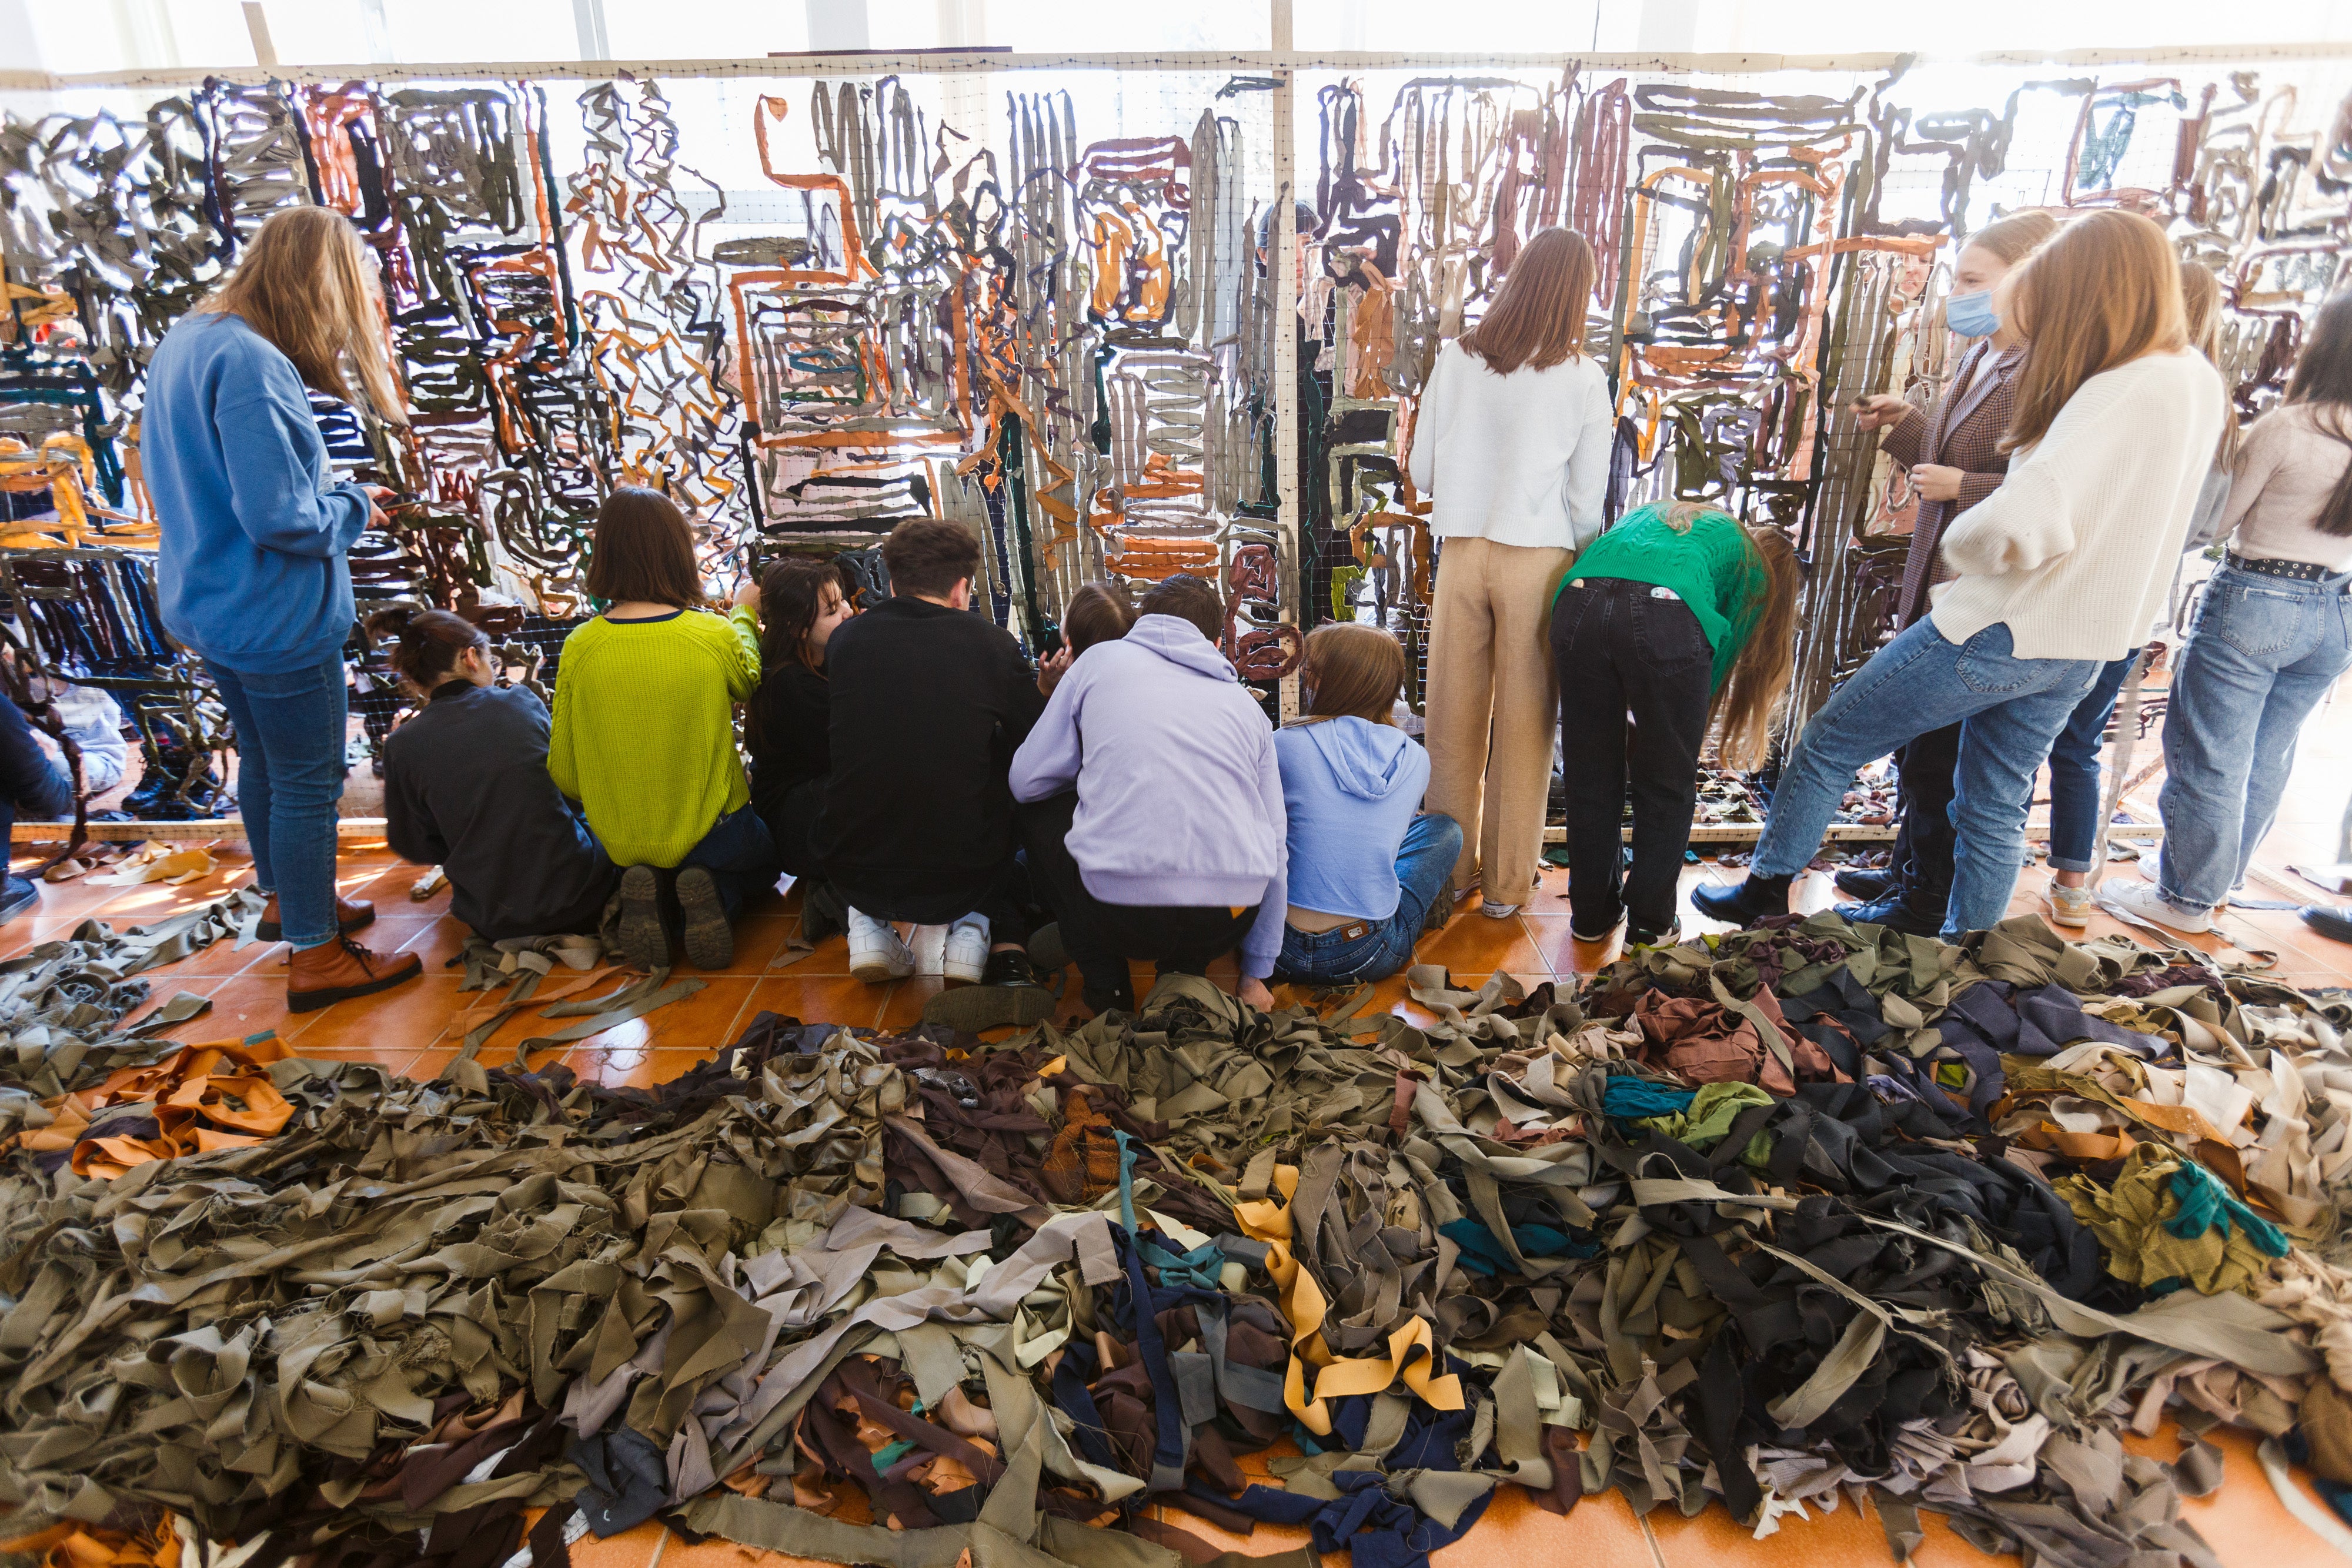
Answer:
[
  {"left": 1009, "top": 614, "right": 1287, "bottom": 978},
  {"left": 1274, "top": 717, "right": 1430, "bottom": 922}
]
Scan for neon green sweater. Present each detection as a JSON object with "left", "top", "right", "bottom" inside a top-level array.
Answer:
[
  {"left": 547, "top": 605, "right": 761, "bottom": 867},
  {"left": 1554, "top": 503, "right": 1766, "bottom": 691}
]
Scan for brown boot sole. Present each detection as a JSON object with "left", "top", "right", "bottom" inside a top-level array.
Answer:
[
  {"left": 674, "top": 867, "right": 733, "bottom": 969},
  {"left": 257, "top": 905, "right": 377, "bottom": 944},
  {"left": 616, "top": 865, "right": 669, "bottom": 971},
  {"left": 289, "top": 952, "right": 422, "bottom": 1013}
]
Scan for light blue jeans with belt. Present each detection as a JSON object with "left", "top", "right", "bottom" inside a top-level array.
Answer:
[{"left": 2157, "top": 562, "right": 2352, "bottom": 911}]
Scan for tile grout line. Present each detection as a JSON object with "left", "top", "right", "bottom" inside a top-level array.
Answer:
[{"left": 1635, "top": 1508, "right": 1671, "bottom": 1568}]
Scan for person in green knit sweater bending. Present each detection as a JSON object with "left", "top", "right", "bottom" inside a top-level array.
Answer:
[
  {"left": 549, "top": 488, "right": 777, "bottom": 970},
  {"left": 1549, "top": 499, "right": 1800, "bottom": 948}
]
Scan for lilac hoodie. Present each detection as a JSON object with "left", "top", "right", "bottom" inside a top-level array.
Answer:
[{"left": 1009, "top": 614, "right": 1287, "bottom": 978}]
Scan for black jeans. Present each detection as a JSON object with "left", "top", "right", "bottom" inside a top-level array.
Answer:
[
  {"left": 1019, "top": 790, "right": 1257, "bottom": 995},
  {"left": 0, "top": 693, "right": 73, "bottom": 881},
  {"left": 756, "top": 777, "right": 825, "bottom": 880},
  {"left": 1551, "top": 577, "right": 1712, "bottom": 934},
  {"left": 677, "top": 804, "right": 781, "bottom": 920},
  {"left": 1886, "top": 721, "right": 1962, "bottom": 915}
]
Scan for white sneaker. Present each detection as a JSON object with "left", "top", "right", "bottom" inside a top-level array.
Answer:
[
  {"left": 847, "top": 908, "right": 916, "bottom": 982},
  {"left": 2098, "top": 878, "right": 2213, "bottom": 936},
  {"left": 1479, "top": 898, "right": 1521, "bottom": 920},
  {"left": 2047, "top": 882, "right": 2093, "bottom": 929},
  {"left": 943, "top": 914, "right": 991, "bottom": 984}
]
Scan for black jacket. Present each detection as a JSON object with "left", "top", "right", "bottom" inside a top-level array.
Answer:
[
  {"left": 748, "top": 660, "right": 831, "bottom": 813},
  {"left": 812, "top": 597, "right": 1043, "bottom": 885},
  {"left": 384, "top": 683, "right": 616, "bottom": 940}
]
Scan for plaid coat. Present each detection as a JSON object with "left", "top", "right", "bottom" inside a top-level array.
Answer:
[{"left": 1883, "top": 342, "right": 2027, "bottom": 628}]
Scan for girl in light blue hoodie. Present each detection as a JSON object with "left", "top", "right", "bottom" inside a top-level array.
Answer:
[{"left": 1272, "top": 624, "right": 1461, "bottom": 984}]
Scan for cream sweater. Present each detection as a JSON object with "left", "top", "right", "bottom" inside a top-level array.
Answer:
[
  {"left": 1930, "top": 349, "right": 2224, "bottom": 661},
  {"left": 1406, "top": 341, "right": 1614, "bottom": 550}
]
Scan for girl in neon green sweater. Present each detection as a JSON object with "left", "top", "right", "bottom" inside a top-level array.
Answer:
[
  {"left": 1548, "top": 500, "right": 1800, "bottom": 946},
  {"left": 549, "top": 487, "right": 771, "bottom": 971}
]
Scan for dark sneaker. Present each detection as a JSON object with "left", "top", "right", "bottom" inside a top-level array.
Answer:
[
  {"left": 1628, "top": 919, "right": 1681, "bottom": 948},
  {"left": 1081, "top": 974, "right": 1138, "bottom": 1017},
  {"left": 1027, "top": 922, "right": 1070, "bottom": 974},
  {"left": 1840, "top": 891, "right": 1943, "bottom": 937},
  {"left": 616, "top": 865, "right": 669, "bottom": 971},
  {"left": 0, "top": 875, "right": 37, "bottom": 924},
  {"left": 920, "top": 949, "right": 1058, "bottom": 1032},
  {"left": 1834, "top": 866, "right": 1898, "bottom": 900},
  {"left": 2304, "top": 905, "right": 2352, "bottom": 945},
  {"left": 1569, "top": 911, "right": 1622, "bottom": 942}
]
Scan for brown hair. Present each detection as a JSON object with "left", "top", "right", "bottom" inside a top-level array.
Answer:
[
  {"left": 2180, "top": 258, "right": 2240, "bottom": 466},
  {"left": 1294, "top": 623, "right": 1405, "bottom": 726},
  {"left": 1962, "top": 210, "right": 2058, "bottom": 268},
  {"left": 586, "top": 486, "right": 704, "bottom": 607},
  {"left": 1137, "top": 573, "right": 1225, "bottom": 643},
  {"left": 1458, "top": 227, "right": 1598, "bottom": 376},
  {"left": 881, "top": 517, "right": 982, "bottom": 600},
  {"left": 2002, "top": 209, "right": 2188, "bottom": 453},
  {"left": 198, "top": 205, "right": 402, "bottom": 420},
  {"left": 1655, "top": 502, "right": 1801, "bottom": 770},
  {"left": 365, "top": 604, "right": 486, "bottom": 689},
  {"left": 1062, "top": 582, "right": 1133, "bottom": 656}
]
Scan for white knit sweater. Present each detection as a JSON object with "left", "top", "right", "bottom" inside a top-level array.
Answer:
[
  {"left": 1930, "top": 349, "right": 2224, "bottom": 661},
  {"left": 1406, "top": 341, "right": 1614, "bottom": 550}
]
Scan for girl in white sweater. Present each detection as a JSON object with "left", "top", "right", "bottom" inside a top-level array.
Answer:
[
  {"left": 1406, "top": 228, "right": 1614, "bottom": 917},
  {"left": 1697, "top": 209, "right": 2225, "bottom": 938}
]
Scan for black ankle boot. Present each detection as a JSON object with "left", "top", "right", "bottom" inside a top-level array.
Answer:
[
  {"left": 1690, "top": 872, "right": 1792, "bottom": 927},
  {"left": 1840, "top": 891, "right": 1942, "bottom": 938}
]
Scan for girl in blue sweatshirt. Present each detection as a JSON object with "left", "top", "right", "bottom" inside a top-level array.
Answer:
[
  {"left": 143, "top": 206, "right": 420, "bottom": 1013},
  {"left": 1272, "top": 624, "right": 1461, "bottom": 984}
]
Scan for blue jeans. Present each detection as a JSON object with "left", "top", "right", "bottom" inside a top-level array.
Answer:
[
  {"left": 2157, "top": 565, "right": 2352, "bottom": 910},
  {"left": 206, "top": 653, "right": 349, "bottom": 949},
  {"left": 0, "top": 693, "right": 74, "bottom": 881},
  {"left": 677, "top": 804, "right": 781, "bottom": 920},
  {"left": 1753, "top": 618, "right": 2101, "bottom": 938},
  {"left": 1275, "top": 812, "right": 1462, "bottom": 984},
  {"left": 2046, "top": 651, "right": 2138, "bottom": 873}
]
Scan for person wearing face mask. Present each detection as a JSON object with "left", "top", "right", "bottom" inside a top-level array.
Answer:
[{"left": 1829, "top": 210, "right": 2058, "bottom": 935}]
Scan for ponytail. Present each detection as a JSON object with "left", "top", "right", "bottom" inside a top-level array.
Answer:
[
  {"left": 365, "top": 604, "right": 488, "bottom": 690},
  {"left": 1712, "top": 528, "right": 1801, "bottom": 770}
]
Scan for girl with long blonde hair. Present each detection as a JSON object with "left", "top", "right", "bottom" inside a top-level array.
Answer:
[
  {"left": 1551, "top": 500, "right": 1800, "bottom": 946},
  {"left": 1698, "top": 208, "right": 2224, "bottom": 938},
  {"left": 143, "top": 205, "right": 421, "bottom": 1011}
]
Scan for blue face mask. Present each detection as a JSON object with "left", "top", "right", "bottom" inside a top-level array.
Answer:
[{"left": 1946, "top": 289, "right": 2000, "bottom": 339}]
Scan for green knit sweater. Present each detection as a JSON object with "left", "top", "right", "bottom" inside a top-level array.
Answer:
[
  {"left": 547, "top": 605, "right": 761, "bottom": 867},
  {"left": 1554, "top": 503, "right": 1767, "bottom": 691}
]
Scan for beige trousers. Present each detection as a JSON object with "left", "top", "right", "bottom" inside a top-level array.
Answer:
[{"left": 1424, "top": 537, "right": 1574, "bottom": 907}]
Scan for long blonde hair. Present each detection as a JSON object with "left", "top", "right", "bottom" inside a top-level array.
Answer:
[
  {"left": 197, "top": 206, "right": 403, "bottom": 422},
  {"left": 2179, "top": 258, "right": 2239, "bottom": 464},
  {"left": 2001, "top": 209, "right": 2186, "bottom": 453},
  {"left": 1656, "top": 501, "right": 1800, "bottom": 770}
]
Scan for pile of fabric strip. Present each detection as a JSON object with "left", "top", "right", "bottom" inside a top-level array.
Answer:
[{"left": 4, "top": 910, "right": 2352, "bottom": 1568}]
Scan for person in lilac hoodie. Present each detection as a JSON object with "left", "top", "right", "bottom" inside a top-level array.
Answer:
[{"left": 1010, "top": 573, "right": 1286, "bottom": 1016}]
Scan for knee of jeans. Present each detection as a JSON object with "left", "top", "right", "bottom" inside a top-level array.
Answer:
[{"left": 1424, "top": 813, "right": 1465, "bottom": 858}]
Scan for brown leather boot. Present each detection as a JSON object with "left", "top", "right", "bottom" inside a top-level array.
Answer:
[
  {"left": 257, "top": 895, "right": 376, "bottom": 944},
  {"left": 288, "top": 936, "right": 422, "bottom": 1012}
]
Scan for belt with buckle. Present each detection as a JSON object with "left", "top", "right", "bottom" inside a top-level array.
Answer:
[{"left": 2226, "top": 551, "right": 2343, "bottom": 583}]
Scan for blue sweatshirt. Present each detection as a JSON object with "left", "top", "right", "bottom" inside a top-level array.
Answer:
[
  {"left": 143, "top": 311, "right": 375, "bottom": 673},
  {"left": 1275, "top": 717, "right": 1430, "bottom": 922},
  {"left": 1009, "top": 614, "right": 1287, "bottom": 979}
]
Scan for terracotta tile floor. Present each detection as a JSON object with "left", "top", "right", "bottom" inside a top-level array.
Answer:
[{"left": 22, "top": 685, "right": 2352, "bottom": 1566}]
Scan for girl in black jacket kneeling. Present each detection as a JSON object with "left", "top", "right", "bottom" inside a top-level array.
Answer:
[{"left": 374, "top": 607, "right": 616, "bottom": 941}]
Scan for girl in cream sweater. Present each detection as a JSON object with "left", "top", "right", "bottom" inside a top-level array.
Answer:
[{"left": 1696, "top": 209, "right": 2224, "bottom": 938}]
